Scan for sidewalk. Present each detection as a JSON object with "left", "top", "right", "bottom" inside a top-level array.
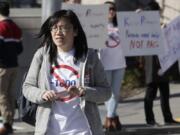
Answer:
[
  {"left": 99, "top": 83, "right": 180, "bottom": 135},
  {"left": 2, "top": 83, "right": 180, "bottom": 135}
]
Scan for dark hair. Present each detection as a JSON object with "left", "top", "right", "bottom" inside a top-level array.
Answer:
[
  {"left": 145, "top": 1, "right": 160, "bottom": 11},
  {"left": 0, "top": 1, "right": 9, "bottom": 16},
  {"left": 105, "top": 1, "right": 117, "bottom": 27},
  {"left": 37, "top": 10, "right": 88, "bottom": 65}
]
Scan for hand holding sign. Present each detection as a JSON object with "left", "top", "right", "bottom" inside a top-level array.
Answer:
[
  {"left": 67, "top": 86, "right": 85, "bottom": 97},
  {"left": 42, "top": 90, "right": 57, "bottom": 101}
]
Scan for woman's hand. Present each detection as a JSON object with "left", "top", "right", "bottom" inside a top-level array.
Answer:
[
  {"left": 42, "top": 90, "right": 57, "bottom": 101},
  {"left": 42, "top": 86, "right": 86, "bottom": 102},
  {"left": 67, "top": 86, "right": 86, "bottom": 97}
]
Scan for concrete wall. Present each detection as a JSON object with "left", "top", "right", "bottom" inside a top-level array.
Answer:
[{"left": 156, "top": 0, "right": 180, "bottom": 23}]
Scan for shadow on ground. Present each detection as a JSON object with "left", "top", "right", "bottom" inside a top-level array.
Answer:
[
  {"left": 105, "top": 123, "right": 180, "bottom": 135},
  {"left": 122, "top": 92, "right": 180, "bottom": 103}
]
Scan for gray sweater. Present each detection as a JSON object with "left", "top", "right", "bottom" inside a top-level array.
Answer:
[{"left": 23, "top": 47, "right": 111, "bottom": 135}]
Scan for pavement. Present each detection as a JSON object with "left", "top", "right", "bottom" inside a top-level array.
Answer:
[
  {"left": 102, "top": 83, "right": 180, "bottom": 135},
  {"left": 1, "top": 83, "right": 180, "bottom": 135}
]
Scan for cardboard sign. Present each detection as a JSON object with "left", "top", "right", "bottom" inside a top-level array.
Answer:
[
  {"left": 62, "top": 3, "right": 108, "bottom": 49},
  {"left": 117, "top": 11, "right": 164, "bottom": 56},
  {"left": 159, "top": 15, "right": 180, "bottom": 73}
]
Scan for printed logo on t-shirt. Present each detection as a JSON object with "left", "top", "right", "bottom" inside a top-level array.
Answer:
[
  {"left": 106, "top": 27, "right": 120, "bottom": 48},
  {"left": 51, "top": 64, "right": 80, "bottom": 102}
]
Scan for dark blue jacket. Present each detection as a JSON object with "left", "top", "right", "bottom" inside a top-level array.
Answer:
[{"left": 0, "top": 19, "right": 23, "bottom": 68}]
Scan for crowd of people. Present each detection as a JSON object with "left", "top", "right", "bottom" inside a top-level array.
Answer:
[{"left": 0, "top": 0, "right": 180, "bottom": 135}]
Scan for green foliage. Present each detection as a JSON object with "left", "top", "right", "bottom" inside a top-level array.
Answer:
[{"left": 122, "top": 67, "right": 145, "bottom": 91}]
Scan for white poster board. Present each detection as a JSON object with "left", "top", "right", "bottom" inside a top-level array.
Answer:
[
  {"left": 117, "top": 11, "right": 164, "bottom": 56},
  {"left": 159, "top": 16, "right": 180, "bottom": 73},
  {"left": 62, "top": 3, "right": 108, "bottom": 49}
]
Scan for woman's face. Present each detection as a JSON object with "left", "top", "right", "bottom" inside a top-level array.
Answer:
[
  {"left": 51, "top": 18, "right": 77, "bottom": 52},
  {"left": 107, "top": 3, "right": 116, "bottom": 22}
]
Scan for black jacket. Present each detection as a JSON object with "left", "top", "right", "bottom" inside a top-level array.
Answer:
[{"left": 0, "top": 19, "right": 23, "bottom": 68}]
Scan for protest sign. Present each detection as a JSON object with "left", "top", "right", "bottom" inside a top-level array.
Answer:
[
  {"left": 159, "top": 15, "right": 180, "bottom": 73},
  {"left": 62, "top": 3, "right": 108, "bottom": 49},
  {"left": 117, "top": 11, "right": 164, "bottom": 56}
]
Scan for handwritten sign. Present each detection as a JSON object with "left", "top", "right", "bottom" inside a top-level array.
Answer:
[
  {"left": 159, "top": 15, "right": 180, "bottom": 73},
  {"left": 117, "top": 11, "right": 164, "bottom": 56},
  {"left": 62, "top": 3, "right": 108, "bottom": 49}
]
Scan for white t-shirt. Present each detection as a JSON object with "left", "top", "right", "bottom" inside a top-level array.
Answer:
[
  {"left": 46, "top": 49, "right": 91, "bottom": 135},
  {"left": 100, "top": 23, "right": 126, "bottom": 70}
]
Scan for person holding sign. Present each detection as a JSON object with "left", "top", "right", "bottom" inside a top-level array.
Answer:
[
  {"left": 23, "top": 9, "right": 111, "bottom": 135},
  {"left": 143, "top": 1, "right": 180, "bottom": 126},
  {"left": 100, "top": 1, "right": 126, "bottom": 131}
]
